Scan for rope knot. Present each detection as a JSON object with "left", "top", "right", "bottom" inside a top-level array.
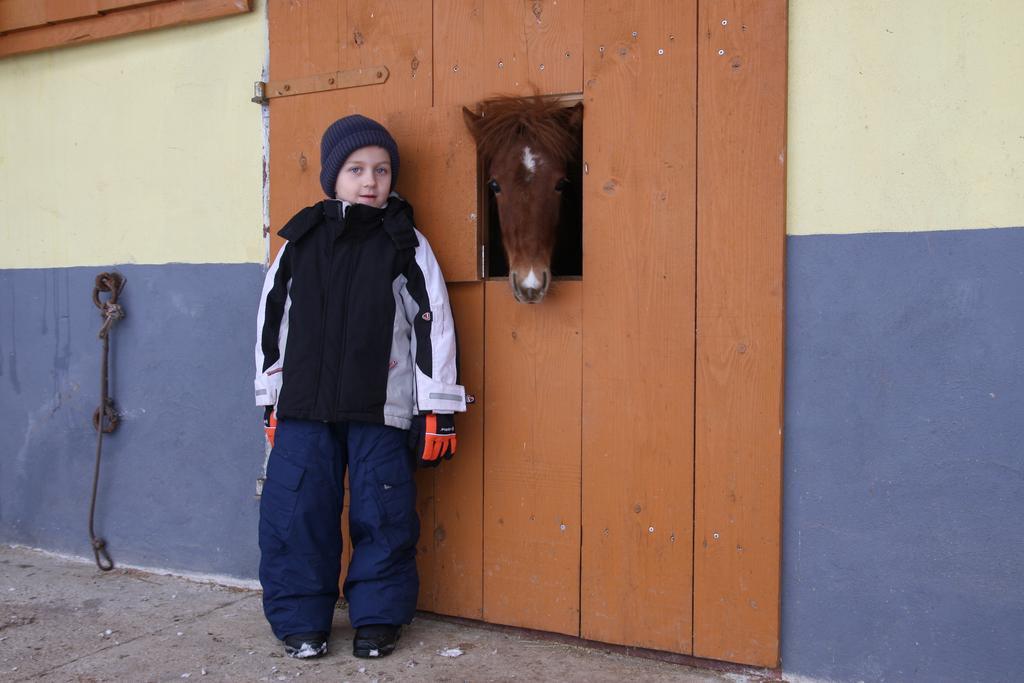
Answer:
[
  {"left": 99, "top": 302, "right": 125, "bottom": 339},
  {"left": 104, "top": 302, "right": 125, "bottom": 321},
  {"left": 94, "top": 272, "right": 127, "bottom": 339}
]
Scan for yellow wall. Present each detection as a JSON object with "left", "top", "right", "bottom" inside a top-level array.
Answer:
[
  {"left": 788, "top": 0, "right": 1024, "bottom": 235},
  {"left": 0, "top": 4, "right": 266, "bottom": 268},
  {"left": 3, "top": 1, "right": 1021, "bottom": 260}
]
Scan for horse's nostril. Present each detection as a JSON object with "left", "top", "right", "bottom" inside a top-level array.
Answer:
[
  {"left": 509, "top": 269, "right": 550, "bottom": 303},
  {"left": 510, "top": 272, "right": 523, "bottom": 302}
]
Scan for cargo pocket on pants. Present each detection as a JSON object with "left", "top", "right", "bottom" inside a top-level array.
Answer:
[
  {"left": 260, "top": 452, "right": 305, "bottom": 538},
  {"left": 370, "top": 457, "right": 418, "bottom": 552}
]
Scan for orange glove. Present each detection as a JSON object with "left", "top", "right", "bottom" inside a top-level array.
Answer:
[
  {"left": 409, "top": 413, "right": 457, "bottom": 467},
  {"left": 263, "top": 406, "right": 277, "bottom": 449}
]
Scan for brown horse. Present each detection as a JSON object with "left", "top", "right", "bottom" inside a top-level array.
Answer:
[{"left": 463, "top": 96, "right": 583, "bottom": 303}]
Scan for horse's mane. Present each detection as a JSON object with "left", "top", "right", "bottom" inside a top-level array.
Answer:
[{"left": 471, "top": 95, "right": 579, "bottom": 165}]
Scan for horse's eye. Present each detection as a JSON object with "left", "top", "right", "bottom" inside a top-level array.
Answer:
[
  {"left": 555, "top": 177, "right": 570, "bottom": 192},
  {"left": 488, "top": 178, "right": 501, "bottom": 194}
]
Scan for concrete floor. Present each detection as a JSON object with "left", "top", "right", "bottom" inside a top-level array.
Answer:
[{"left": 0, "top": 545, "right": 769, "bottom": 682}]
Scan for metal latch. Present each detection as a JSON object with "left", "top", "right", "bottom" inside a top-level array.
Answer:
[{"left": 252, "top": 65, "right": 389, "bottom": 104}]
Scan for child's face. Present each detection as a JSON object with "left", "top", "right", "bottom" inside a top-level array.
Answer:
[{"left": 334, "top": 145, "right": 392, "bottom": 208}]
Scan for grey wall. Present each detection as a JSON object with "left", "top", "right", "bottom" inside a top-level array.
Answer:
[
  {"left": 1, "top": 263, "right": 266, "bottom": 577},
  {"left": 3, "top": 228, "right": 1023, "bottom": 682},
  {"left": 782, "top": 227, "right": 1024, "bottom": 682}
]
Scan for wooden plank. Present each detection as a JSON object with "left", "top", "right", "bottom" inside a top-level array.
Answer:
[
  {"left": 478, "top": 4, "right": 526, "bottom": 99},
  {"left": 0, "top": 0, "right": 50, "bottom": 33},
  {"left": 482, "top": 0, "right": 582, "bottom": 98},
  {"left": 483, "top": 279, "right": 581, "bottom": 636},
  {"left": 344, "top": 0, "right": 431, "bottom": 108},
  {"left": 45, "top": 0, "right": 99, "bottom": 25},
  {"left": 428, "top": 282, "right": 484, "bottom": 618},
  {"left": 580, "top": 0, "right": 697, "bottom": 654},
  {"left": 432, "top": 0, "right": 483, "bottom": 107},
  {"left": 0, "top": 0, "right": 251, "bottom": 58},
  {"left": 518, "top": 0, "right": 583, "bottom": 95},
  {"left": 434, "top": 0, "right": 583, "bottom": 106},
  {"left": 413, "top": 467, "right": 436, "bottom": 611},
  {"left": 693, "top": 0, "right": 786, "bottom": 668},
  {"left": 384, "top": 106, "right": 479, "bottom": 283},
  {"left": 267, "top": 99, "right": 325, "bottom": 259},
  {"left": 99, "top": 1, "right": 163, "bottom": 11},
  {"left": 268, "top": 0, "right": 342, "bottom": 80}
]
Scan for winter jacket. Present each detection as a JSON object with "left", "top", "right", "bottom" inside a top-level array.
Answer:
[{"left": 254, "top": 197, "right": 466, "bottom": 429}]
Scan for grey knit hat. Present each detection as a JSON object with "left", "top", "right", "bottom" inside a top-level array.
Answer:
[{"left": 319, "top": 115, "right": 400, "bottom": 198}]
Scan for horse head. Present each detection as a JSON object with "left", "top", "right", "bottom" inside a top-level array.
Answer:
[{"left": 464, "top": 97, "right": 583, "bottom": 304}]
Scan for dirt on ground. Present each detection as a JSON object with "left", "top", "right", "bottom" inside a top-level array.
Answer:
[{"left": 0, "top": 545, "right": 768, "bottom": 682}]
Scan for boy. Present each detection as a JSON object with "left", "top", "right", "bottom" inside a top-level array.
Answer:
[{"left": 254, "top": 115, "right": 466, "bottom": 660}]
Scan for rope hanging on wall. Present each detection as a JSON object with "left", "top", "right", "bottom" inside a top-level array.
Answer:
[{"left": 89, "top": 272, "right": 126, "bottom": 571}]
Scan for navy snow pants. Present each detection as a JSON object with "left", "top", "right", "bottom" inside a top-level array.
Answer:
[{"left": 258, "top": 419, "right": 419, "bottom": 640}]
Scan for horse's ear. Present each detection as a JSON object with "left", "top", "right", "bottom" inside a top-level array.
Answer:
[
  {"left": 462, "top": 106, "right": 483, "bottom": 140},
  {"left": 563, "top": 102, "right": 584, "bottom": 131}
]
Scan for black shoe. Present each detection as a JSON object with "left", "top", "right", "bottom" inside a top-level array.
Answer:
[
  {"left": 283, "top": 631, "right": 328, "bottom": 659},
  {"left": 352, "top": 624, "right": 401, "bottom": 658}
]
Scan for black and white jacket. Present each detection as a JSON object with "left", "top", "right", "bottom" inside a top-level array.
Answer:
[{"left": 254, "top": 196, "right": 466, "bottom": 430}]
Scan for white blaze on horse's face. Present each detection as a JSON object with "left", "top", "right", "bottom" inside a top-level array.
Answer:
[
  {"left": 497, "top": 142, "right": 559, "bottom": 304},
  {"left": 522, "top": 145, "right": 538, "bottom": 179}
]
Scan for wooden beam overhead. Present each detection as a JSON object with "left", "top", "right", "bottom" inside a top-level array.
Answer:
[{"left": 0, "top": 0, "right": 252, "bottom": 59}]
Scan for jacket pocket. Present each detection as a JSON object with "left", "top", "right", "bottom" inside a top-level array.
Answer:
[{"left": 260, "top": 452, "right": 305, "bottom": 539}]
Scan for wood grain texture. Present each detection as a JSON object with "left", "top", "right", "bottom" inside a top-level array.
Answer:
[
  {"left": 693, "top": 0, "right": 786, "bottom": 668},
  {"left": 0, "top": 0, "right": 50, "bottom": 33},
  {"left": 0, "top": 0, "right": 250, "bottom": 57},
  {"left": 413, "top": 466, "right": 436, "bottom": 611},
  {"left": 482, "top": 0, "right": 582, "bottom": 97},
  {"left": 428, "top": 282, "right": 484, "bottom": 618},
  {"left": 385, "top": 106, "right": 479, "bottom": 283},
  {"left": 518, "top": 0, "right": 582, "bottom": 95},
  {"left": 434, "top": 0, "right": 582, "bottom": 106},
  {"left": 267, "top": 98, "right": 324, "bottom": 259},
  {"left": 268, "top": 0, "right": 344, "bottom": 80},
  {"left": 483, "top": 279, "right": 581, "bottom": 636},
  {"left": 345, "top": 0, "right": 432, "bottom": 108},
  {"left": 98, "top": 0, "right": 158, "bottom": 11},
  {"left": 45, "top": 0, "right": 99, "bottom": 25},
  {"left": 432, "top": 0, "right": 483, "bottom": 106},
  {"left": 580, "top": 0, "right": 697, "bottom": 654}
]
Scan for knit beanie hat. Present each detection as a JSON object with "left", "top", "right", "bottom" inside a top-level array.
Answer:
[{"left": 319, "top": 115, "right": 400, "bottom": 198}]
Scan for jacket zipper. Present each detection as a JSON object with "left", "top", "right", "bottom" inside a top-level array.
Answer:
[
  {"left": 333, "top": 232, "right": 364, "bottom": 415},
  {"left": 311, "top": 225, "right": 338, "bottom": 416}
]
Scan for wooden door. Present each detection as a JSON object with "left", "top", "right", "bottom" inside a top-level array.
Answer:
[{"left": 266, "top": 0, "right": 785, "bottom": 668}]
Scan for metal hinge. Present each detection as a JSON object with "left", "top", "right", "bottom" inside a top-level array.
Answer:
[
  {"left": 251, "top": 65, "right": 389, "bottom": 105},
  {"left": 251, "top": 80, "right": 267, "bottom": 105}
]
